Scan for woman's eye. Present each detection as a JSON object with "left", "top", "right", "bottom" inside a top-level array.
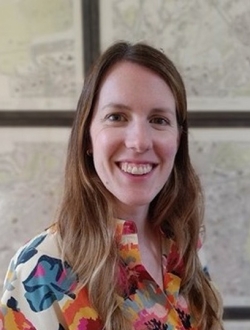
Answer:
[
  {"left": 106, "top": 113, "right": 125, "bottom": 122},
  {"left": 150, "top": 117, "right": 170, "bottom": 125}
]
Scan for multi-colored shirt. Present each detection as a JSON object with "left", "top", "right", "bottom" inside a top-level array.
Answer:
[{"left": 0, "top": 220, "right": 205, "bottom": 330}]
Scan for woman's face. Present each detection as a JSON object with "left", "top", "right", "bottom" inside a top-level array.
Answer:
[{"left": 90, "top": 61, "right": 179, "bottom": 219}]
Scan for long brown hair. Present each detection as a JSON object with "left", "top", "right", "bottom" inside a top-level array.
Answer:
[{"left": 57, "top": 41, "right": 224, "bottom": 329}]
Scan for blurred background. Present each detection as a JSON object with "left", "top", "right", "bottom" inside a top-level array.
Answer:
[{"left": 0, "top": 1, "right": 250, "bottom": 328}]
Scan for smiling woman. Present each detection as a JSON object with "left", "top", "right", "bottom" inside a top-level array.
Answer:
[
  {"left": 0, "top": 42, "right": 224, "bottom": 330},
  {"left": 90, "top": 61, "right": 179, "bottom": 218}
]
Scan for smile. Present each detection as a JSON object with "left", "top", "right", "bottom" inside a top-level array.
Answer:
[{"left": 119, "top": 162, "right": 153, "bottom": 175}]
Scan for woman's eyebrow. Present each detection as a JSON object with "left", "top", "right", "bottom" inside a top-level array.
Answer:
[
  {"left": 149, "top": 107, "right": 176, "bottom": 116},
  {"left": 102, "top": 103, "right": 175, "bottom": 113},
  {"left": 102, "top": 102, "right": 131, "bottom": 111}
]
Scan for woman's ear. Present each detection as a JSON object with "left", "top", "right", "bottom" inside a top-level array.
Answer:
[
  {"left": 86, "top": 149, "right": 92, "bottom": 156},
  {"left": 177, "top": 125, "right": 183, "bottom": 147},
  {"left": 86, "top": 135, "right": 93, "bottom": 156}
]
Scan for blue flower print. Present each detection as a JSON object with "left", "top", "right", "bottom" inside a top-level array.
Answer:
[
  {"left": 23, "top": 255, "right": 77, "bottom": 312},
  {"left": 16, "top": 234, "right": 47, "bottom": 267}
]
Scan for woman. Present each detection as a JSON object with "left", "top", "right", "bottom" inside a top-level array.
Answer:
[{"left": 0, "top": 42, "right": 224, "bottom": 329}]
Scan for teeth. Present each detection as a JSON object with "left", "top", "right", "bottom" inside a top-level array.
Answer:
[{"left": 120, "top": 162, "right": 153, "bottom": 175}]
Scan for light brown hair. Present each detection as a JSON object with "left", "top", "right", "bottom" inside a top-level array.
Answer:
[{"left": 57, "top": 41, "right": 224, "bottom": 329}]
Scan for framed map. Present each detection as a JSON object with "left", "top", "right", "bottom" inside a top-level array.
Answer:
[
  {"left": 0, "top": 0, "right": 83, "bottom": 111},
  {"left": 99, "top": 0, "right": 250, "bottom": 111},
  {"left": 189, "top": 128, "right": 250, "bottom": 317},
  {"left": 224, "top": 322, "right": 250, "bottom": 330},
  {"left": 0, "top": 127, "right": 70, "bottom": 290}
]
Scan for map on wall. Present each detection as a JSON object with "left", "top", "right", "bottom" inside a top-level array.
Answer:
[
  {"left": 0, "top": 128, "right": 70, "bottom": 290},
  {"left": 0, "top": 0, "right": 83, "bottom": 110},
  {"left": 100, "top": 0, "right": 250, "bottom": 110},
  {"left": 189, "top": 129, "right": 250, "bottom": 305}
]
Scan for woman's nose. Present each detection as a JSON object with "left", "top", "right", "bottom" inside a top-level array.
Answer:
[{"left": 125, "top": 122, "right": 152, "bottom": 153}]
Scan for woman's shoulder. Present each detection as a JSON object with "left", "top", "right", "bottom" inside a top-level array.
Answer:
[
  {"left": 3, "top": 224, "right": 77, "bottom": 306},
  {"left": 1, "top": 225, "right": 78, "bottom": 327},
  {"left": 3, "top": 224, "right": 68, "bottom": 289},
  {"left": 12, "top": 223, "right": 60, "bottom": 265}
]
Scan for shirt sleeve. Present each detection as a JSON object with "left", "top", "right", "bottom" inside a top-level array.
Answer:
[{"left": 0, "top": 234, "right": 71, "bottom": 330}]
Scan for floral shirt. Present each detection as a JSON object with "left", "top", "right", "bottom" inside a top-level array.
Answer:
[{"left": 0, "top": 220, "right": 206, "bottom": 330}]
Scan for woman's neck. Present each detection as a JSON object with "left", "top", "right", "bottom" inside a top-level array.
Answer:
[{"left": 115, "top": 202, "right": 149, "bottom": 231}]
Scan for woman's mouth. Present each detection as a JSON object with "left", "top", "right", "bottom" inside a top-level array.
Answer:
[{"left": 119, "top": 162, "right": 153, "bottom": 175}]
